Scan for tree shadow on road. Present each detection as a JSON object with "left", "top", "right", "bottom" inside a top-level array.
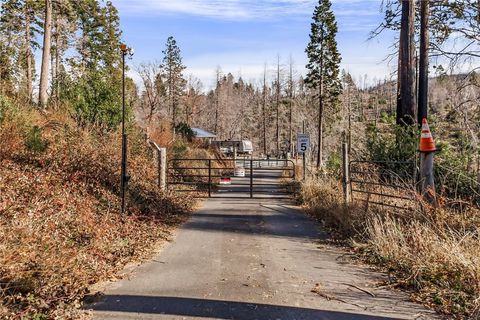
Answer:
[
  {"left": 89, "top": 295, "right": 404, "bottom": 320},
  {"left": 182, "top": 209, "right": 325, "bottom": 241}
]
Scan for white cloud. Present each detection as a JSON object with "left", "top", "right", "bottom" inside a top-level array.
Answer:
[
  {"left": 112, "top": 0, "right": 318, "bottom": 20},
  {"left": 113, "top": 0, "right": 385, "bottom": 21}
]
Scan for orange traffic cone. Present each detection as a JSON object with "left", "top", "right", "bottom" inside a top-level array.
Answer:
[{"left": 419, "top": 118, "right": 436, "bottom": 152}]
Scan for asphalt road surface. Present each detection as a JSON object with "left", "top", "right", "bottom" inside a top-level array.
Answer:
[{"left": 89, "top": 166, "right": 437, "bottom": 320}]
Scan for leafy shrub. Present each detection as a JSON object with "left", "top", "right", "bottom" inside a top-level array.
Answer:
[
  {"left": 365, "top": 115, "right": 480, "bottom": 203},
  {"left": 325, "top": 150, "right": 342, "bottom": 178},
  {"left": 61, "top": 70, "right": 128, "bottom": 130},
  {"left": 24, "top": 126, "right": 49, "bottom": 153},
  {"left": 0, "top": 94, "right": 9, "bottom": 123},
  {"left": 366, "top": 114, "right": 418, "bottom": 162},
  {"left": 175, "top": 122, "right": 195, "bottom": 141}
]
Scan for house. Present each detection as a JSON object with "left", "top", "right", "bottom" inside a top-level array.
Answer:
[{"left": 191, "top": 127, "right": 217, "bottom": 144}]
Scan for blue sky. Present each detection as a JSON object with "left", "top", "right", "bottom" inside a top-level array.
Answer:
[{"left": 112, "top": 0, "right": 398, "bottom": 89}]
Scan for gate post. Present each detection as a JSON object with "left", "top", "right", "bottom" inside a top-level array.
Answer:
[
  {"left": 292, "top": 162, "right": 296, "bottom": 180},
  {"left": 159, "top": 148, "right": 167, "bottom": 191},
  {"left": 208, "top": 159, "right": 212, "bottom": 198},
  {"left": 250, "top": 159, "right": 253, "bottom": 198}
]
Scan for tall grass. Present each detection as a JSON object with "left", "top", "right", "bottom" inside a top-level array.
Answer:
[{"left": 300, "top": 177, "right": 480, "bottom": 318}]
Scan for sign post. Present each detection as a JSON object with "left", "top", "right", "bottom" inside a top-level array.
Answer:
[{"left": 297, "top": 132, "right": 310, "bottom": 181}]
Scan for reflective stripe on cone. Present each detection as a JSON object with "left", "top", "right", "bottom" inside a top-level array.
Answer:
[{"left": 419, "top": 118, "right": 437, "bottom": 152}]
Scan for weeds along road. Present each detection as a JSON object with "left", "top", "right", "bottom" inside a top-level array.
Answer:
[{"left": 89, "top": 169, "right": 438, "bottom": 320}]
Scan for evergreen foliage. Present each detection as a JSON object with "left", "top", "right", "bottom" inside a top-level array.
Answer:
[
  {"left": 0, "top": 0, "right": 134, "bottom": 128},
  {"left": 161, "top": 36, "right": 186, "bottom": 127},
  {"left": 305, "top": 0, "right": 342, "bottom": 166},
  {"left": 64, "top": 0, "right": 127, "bottom": 128}
]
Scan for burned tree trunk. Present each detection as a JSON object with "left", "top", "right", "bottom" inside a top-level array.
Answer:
[
  {"left": 418, "top": 0, "right": 430, "bottom": 125},
  {"left": 396, "top": 0, "right": 416, "bottom": 126}
]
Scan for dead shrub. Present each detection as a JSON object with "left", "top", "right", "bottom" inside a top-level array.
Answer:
[
  {"left": 300, "top": 176, "right": 480, "bottom": 318},
  {"left": 300, "top": 177, "right": 367, "bottom": 237},
  {"left": 0, "top": 108, "right": 196, "bottom": 318}
]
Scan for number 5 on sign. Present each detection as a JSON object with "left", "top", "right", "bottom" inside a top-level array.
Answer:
[{"left": 297, "top": 134, "right": 310, "bottom": 154}]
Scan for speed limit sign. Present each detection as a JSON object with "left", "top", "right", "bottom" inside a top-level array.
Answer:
[{"left": 297, "top": 134, "right": 310, "bottom": 154}]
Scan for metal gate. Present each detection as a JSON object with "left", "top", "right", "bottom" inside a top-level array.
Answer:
[
  {"left": 167, "top": 158, "right": 296, "bottom": 198},
  {"left": 349, "top": 160, "right": 418, "bottom": 211}
]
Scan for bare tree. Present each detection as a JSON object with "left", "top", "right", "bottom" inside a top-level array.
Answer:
[
  {"left": 262, "top": 63, "right": 268, "bottom": 155},
  {"left": 287, "top": 55, "right": 296, "bottom": 155},
  {"left": 137, "top": 61, "right": 165, "bottom": 125},
  {"left": 185, "top": 75, "right": 203, "bottom": 126},
  {"left": 214, "top": 66, "right": 222, "bottom": 134},
  {"left": 275, "top": 54, "right": 282, "bottom": 156}
]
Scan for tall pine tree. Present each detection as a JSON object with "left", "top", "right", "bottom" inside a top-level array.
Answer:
[
  {"left": 63, "top": 0, "right": 126, "bottom": 128},
  {"left": 39, "top": 0, "right": 52, "bottom": 109},
  {"left": 0, "top": 0, "right": 40, "bottom": 100},
  {"left": 161, "top": 36, "right": 186, "bottom": 128},
  {"left": 305, "top": 0, "right": 341, "bottom": 168}
]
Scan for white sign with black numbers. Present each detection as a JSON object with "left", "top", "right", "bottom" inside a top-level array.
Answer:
[{"left": 297, "top": 134, "right": 310, "bottom": 154}]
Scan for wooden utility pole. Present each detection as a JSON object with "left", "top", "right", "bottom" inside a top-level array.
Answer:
[
  {"left": 39, "top": 0, "right": 53, "bottom": 109},
  {"left": 418, "top": 0, "right": 430, "bottom": 126},
  {"left": 396, "top": 0, "right": 416, "bottom": 126}
]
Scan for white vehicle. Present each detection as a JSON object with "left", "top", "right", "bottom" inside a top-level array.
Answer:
[{"left": 214, "top": 140, "right": 253, "bottom": 156}]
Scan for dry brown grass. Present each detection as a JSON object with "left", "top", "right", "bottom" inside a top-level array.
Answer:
[
  {"left": 300, "top": 178, "right": 368, "bottom": 236},
  {"left": 300, "top": 177, "right": 480, "bottom": 319},
  {"left": 0, "top": 106, "right": 196, "bottom": 318}
]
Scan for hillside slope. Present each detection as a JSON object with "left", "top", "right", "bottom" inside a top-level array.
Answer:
[{"left": 0, "top": 104, "right": 195, "bottom": 318}]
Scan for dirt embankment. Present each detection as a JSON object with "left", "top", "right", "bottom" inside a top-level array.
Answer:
[{"left": 0, "top": 108, "right": 196, "bottom": 319}]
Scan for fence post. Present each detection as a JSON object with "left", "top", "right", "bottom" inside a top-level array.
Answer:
[
  {"left": 419, "top": 118, "right": 437, "bottom": 207},
  {"left": 420, "top": 152, "right": 436, "bottom": 206},
  {"left": 208, "top": 159, "right": 212, "bottom": 198},
  {"left": 159, "top": 148, "right": 167, "bottom": 191},
  {"left": 342, "top": 140, "right": 351, "bottom": 206}
]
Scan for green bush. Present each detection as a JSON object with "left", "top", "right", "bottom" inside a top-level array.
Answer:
[
  {"left": 326, "top": 150, "right": 342, "bottom": 178},
  {"left": 365, "top": 115, "right": 480, "bottom": 202},
  {"left": 175, "top": 122, "right": 195, "bottom": 141},
  {"left": 366, "top": 114, "right": 418, "bottom": 162},
  {"left": 25, "top": 126, "right": 49, "bottom": 153},
  {"left": 0, "top": 94, "right": 14, "bottom": 123},
  {"left": 61, "top": 70, "right": 126, "bottom": 130}
]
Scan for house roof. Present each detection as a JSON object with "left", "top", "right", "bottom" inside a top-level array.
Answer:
[{"left": 191, "top": 127, "right": 217, "bottom": 138}]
